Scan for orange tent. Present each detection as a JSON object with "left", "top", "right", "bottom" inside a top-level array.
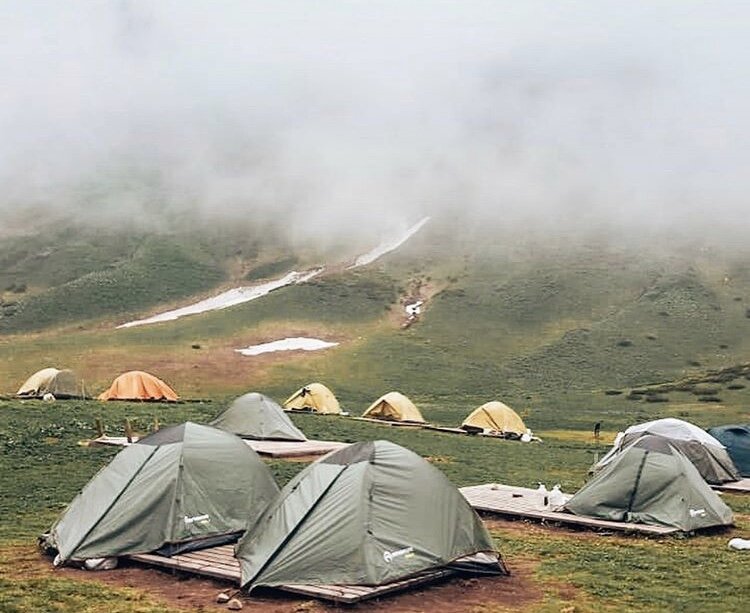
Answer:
[{"left": 98, "top": 371, "right": 179, "bottom": 402}]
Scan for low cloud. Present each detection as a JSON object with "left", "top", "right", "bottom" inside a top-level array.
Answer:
[{"left": 0, "top": 1, "right": 748, "bottom": 242}]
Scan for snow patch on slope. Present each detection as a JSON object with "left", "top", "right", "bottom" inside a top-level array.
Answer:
[
  {"left": 117, "top": 268, "right": 323, "bottom": 329},
  {"left": 235, "top": 337, "right": 338, "bottom": 356},
  {"left": 347, "top": 217, "right": 430, "bottom": 269}
]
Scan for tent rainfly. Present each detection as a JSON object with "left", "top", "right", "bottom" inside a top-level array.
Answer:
[
  {"left": 592, "top": 418, "right": 740, "bottom": 484},
  {"left": 461, "top": 402, "right": 526, "bottom": 437},
  {"left": 41, "top": 422, "right": 279, "bottom": 564},
  {"left": 284, "top": 383, "right": 342, "bottom": 414},
  {"left": 566, "top": 435, "right": 733, "bottom": 532},
  {"left": 707, "top": 424, "right": 750, "bottom": 477},
  {"left": 98, "top": 371, "right": 179, "bottom": 402},
  {"left": 362, "top": 391, "right": 426, "bottom": 423},
  {"left": 235, "top": 440, "right": 507, "bottom": 591},
  {"left": 211, "top": 392, "right": 307, "bottom": 441},
  {"left": 17, "top": 368, "right": 79, "bottom": 399}
]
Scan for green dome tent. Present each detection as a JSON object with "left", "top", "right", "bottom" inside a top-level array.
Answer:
[
  {"left": 17, "top": 367, "right": 79, "bottom": 399},
  {"left": 592, "top": 418, "right": 739, "bottom": 484},
  {"left": 236, "top": 440, "right": 507, "bottom": 592},
  {"left": 707, "top": 425, "right": 750, "bottom": 477},
  {"left": 42, "top": 422, "right": 279, "bottom": 564},
  {"left": 567, "top": 435, "right": 733, "bottom": 532},
  {"left": 211, "top": 392, "right": 307, "bottom": 441}
]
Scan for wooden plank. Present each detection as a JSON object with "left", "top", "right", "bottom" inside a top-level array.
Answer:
[
  {"left": 88, "top": 435, "right": 138, "bottom": 447},
  {"left": 244, "top": 439, "right": 349, "bottom": 458},
  {"left": 421, "top": 426, "right": 468, "bottom": 435},
  {"left": 351, "top": 417, "right": 429, "bottom": 428},
  {"left": 129, "top": 551, "right": 240, "bottom": 583},
  {"left": 712, "top": 477, "right": 750, "bottom": 493},
  {"left": 278, "top": 569, "right": 455, "bottom": 604},
  {"left": 129, "top": 547, "right": 458, "bottom": 604},
  {"left": 460, "top": 484, "right": 679, "bottom": 535}
]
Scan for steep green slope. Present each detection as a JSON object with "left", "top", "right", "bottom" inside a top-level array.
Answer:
[{"left": 0, "top": 238, "right": 225, "bottom": 333}]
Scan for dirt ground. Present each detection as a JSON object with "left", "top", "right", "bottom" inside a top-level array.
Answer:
[{"left": 51, "top": 552, "right": 543, "bottom": 613}]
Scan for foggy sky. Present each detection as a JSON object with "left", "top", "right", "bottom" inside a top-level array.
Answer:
[{"left": 0, "top": 1, "right": 748, "bottom": 240}]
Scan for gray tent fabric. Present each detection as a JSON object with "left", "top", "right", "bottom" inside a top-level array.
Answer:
[
  {"left": 592, "top": 418, "right": 739, "bottom": 484},
  {"left": 707, "top": 425, "right": 750, "bottom": 477},
  {"left": 236, "top": 440, "right": 507, "bottom": 591},
  {"left": 43, "top": 422, "right": 279, "bottom": 564},
  {"left": 211, "top": 392, "right": 307, "bottom": 441},
  {"left": 567, "top": 435, "right": 733, "bottom": 532},
  {"left": 17, "top": 367, "right": 79, "bottom": 398}
]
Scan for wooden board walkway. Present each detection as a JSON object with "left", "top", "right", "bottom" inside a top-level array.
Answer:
[
  {"left": 459, "top": 484, "right": 679, "bottom": 535},
  {"left": 245, "top": 439, "right": 349, "bottom": 458},
  {"left": 129, "top": 544, "right": 456, "bottom": 604},
  {"left": 88, "top": 436, "right": 348, "bottom": 459},
  {"left": 713, "top": 477, "right": 750, "bottom": 494},
  {"left": 88, "top": 435, "right": 138, "bottom": 447},
  {"left": 351, "top": 417, "right": 428, "bottom": 428}
]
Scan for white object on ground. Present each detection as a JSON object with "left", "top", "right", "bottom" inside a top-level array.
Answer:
[
  {"left": 42, "top": 393, "right": 56, "bottom": 402},
  {"left": 348, "top": 217, "right": 430, "bottom": 269},
  {"left": 521, "top": 428, "right": 533, "bottom": 443},
  {"left": 235, "top": 337, "right": 338, "bottom": 357},
  {"left": 117, "top": 268, "right": 323, "bottom": 329},
  {"left": 536, "top": 483, "right": 549, "bottom": 510},
  {"left": 405, "top": 300, "right": 423, "bottom": 316},
  {"left": 549, "top": 484, "right": 567, "bottom": 508},
  {"left": 84, "top": 557, "right": 118, "bottom": 570},
  {"left": 728, "top": 538, "right": 750, "bottom": 550}
]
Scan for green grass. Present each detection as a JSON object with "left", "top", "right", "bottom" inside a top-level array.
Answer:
[
  {"left": 0, "top": 238, "right": 225, "bottom": 333},
  {"left": 3, "top": 223, "right": 750, "bottom": 611},
  {"left": 0, "top": 399, "right": 748, "bottom": 612}
]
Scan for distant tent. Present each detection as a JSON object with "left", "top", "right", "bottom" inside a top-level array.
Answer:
[
  {"left": 211, "top": 392, "right": 307, "bottom": 441},
  {"left": 461, "top": 402, "right": 526, "bottom": 437},
  {"left": 284, "top": 383, "right": 342, "bottom": 414},
  {"left": 707, "top": 425, "right": 750, "bottom": 477},
  {"left": 592, "top": 418, "right": 739, "bottom": 484},
  {"left": 17, "top": 368, "right": 79, "bottom": 399},
  {"left": 236, "top": 440, "right": 507, "bottom": 592},
  {"left": 41, "top": 422, "right": 279, "bottom": 564},
  {"left": 362, "top": 391, "right": 426, "bottom": 423},
  {"left": 98, "top": 371, "right": 179, "bottom": 402},
  {"left": 566, "top": 435, "right": 733, "bottom": 532}
]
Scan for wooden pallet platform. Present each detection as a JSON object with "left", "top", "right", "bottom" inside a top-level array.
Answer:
[
  {"left": 88, "top": 435, "right": 138, "bottom": 447},
  {"left": 129, "top": 544, "right": 456, "bottom": 603},
  {"left": 283, "top": 409, "right": 350, "bottom": 416},
  {"left": 459, "top": 484, "right": 679, "bottom": 535},
  {"left": 421, "top": 425, "right": 469, "bottom": 435},
  {"left": 351, "top": 417, "right": 428, "bottom": 428},
  {"left": 245, "top": 439, "right": 349, "bottom": 458},
  {"left": 712, "top": 477, "right": 750, "bottom": 493}
]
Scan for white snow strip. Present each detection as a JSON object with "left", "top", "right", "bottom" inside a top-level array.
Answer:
[
  {"left": 235, "top": 337, "right": 338, "bottom": 356},
  {"left": 347, "top": 217, "right": 431, "bottom": 269},
  {"left": 117, "top": 268, "right": 323, "bottom": 329}
]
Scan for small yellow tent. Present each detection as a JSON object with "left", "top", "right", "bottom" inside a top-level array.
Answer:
[
  {"left": 461, "top": 401, "right": 526, "bottom": 436},
  {"left": 17, "top": 368, "right": 79, "bottom": 399},
  {"left": 98, "top": 371, "right": 179, "bottom": 402},
  {"left": 284, "top": 383, "right": 342, "bottom": 415},
  {"left": 362, "top": 391, "right": 425, "bottom": 423}
]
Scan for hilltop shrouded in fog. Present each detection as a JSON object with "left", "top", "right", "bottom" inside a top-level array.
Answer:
[{"left": 0, "top": 1, "right": 748, "bottom": 243}]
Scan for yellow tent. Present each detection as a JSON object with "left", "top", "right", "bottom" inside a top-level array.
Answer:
[
  {"left": 362, "top": 391, "right": 425, "bottom": 423},
  {"left": 17, "top": 368, "right": 79, "bottom": 399},
  {"left": 461, "top": 401, "right": 526, "bottom": 436},
  {"left": 99, "top": 371, "right": 179, "bottom": 402},
  {"left": 284, "top": 383, "right": 342, "bottom": 415}
]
